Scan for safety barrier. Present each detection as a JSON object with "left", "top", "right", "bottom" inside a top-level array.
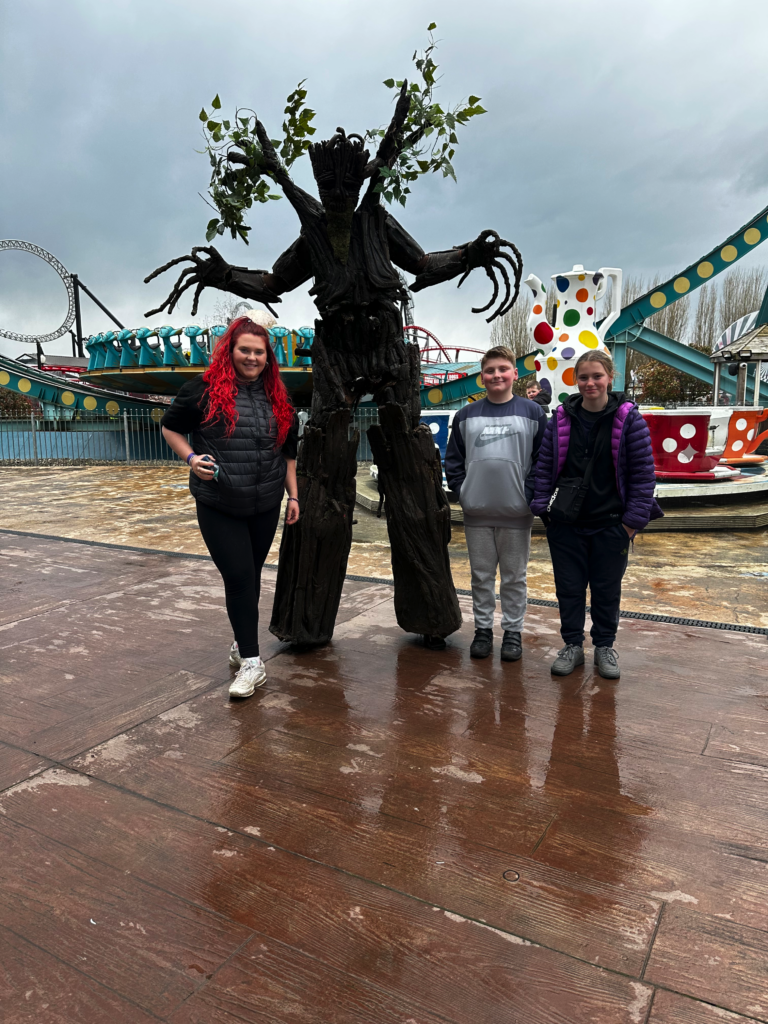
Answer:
[{"left": 0, "top": 407, "right": 382, "bottom": 466}]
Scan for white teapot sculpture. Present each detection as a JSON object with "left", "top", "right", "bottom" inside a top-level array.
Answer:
[{"left": 525, "top": 265, "right": 622, "bottom": 409}]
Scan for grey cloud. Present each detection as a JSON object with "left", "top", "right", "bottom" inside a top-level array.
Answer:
[{"left": 2, "top": 0, "right": 768, "bottom": 357}]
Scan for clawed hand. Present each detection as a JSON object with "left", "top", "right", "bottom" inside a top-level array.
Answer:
[
  {"left": 144, "top": 246, "right": 233, "bottom": 317},
  {"left": 457, "top": 230, "right": 523, "bottom": 323}
]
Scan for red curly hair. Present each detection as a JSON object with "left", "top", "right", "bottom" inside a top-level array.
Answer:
[{"left": 201, "top": 318, "right": 294, "bottom": 446}]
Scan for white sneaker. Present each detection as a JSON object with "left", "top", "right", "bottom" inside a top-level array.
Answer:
[
  {"left": 229, "top": 657, "right": 266, "bottom": 698},
  {"left": 229, "top": 641, "right": 242, "bottom": 668}
]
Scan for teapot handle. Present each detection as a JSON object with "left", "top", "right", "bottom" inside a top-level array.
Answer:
[{"left": 596, "top": 268, "right": 623, "bottom": 342}]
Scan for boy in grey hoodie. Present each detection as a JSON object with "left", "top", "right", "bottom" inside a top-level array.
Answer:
[{"left": 445, "top": 346, "right": 546, "bottom": 661}]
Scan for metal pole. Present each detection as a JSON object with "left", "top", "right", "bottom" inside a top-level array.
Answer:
[
  {"left": 755, "top": 361, "right": 763, "bottom": 409},
  {"left": 123, "top": 411, "right": 131, "bottom": 464},
  {"left": 30, "top": 411, "right": 38, "bottom": 465},
  {"left": 72, "top": 275, "right": 85, "bottom": 358},
  {"left": 712, "top": 361, "right": 721, "bottom": 406},
  {"left": 76, "top": 278, "right": 124, "bottom": 330},
  {"left": 737, "top": 362, "right": 748, "bottom": 405}
]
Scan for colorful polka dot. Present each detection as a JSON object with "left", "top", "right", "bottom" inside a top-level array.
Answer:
[
  {"left": 721, "top": 245, "right": 737, "bottom": 263},
  {"left": 697, "top": 261, "right": 714, "bottom": 278},
  {"left": 427, "top": 388, "right": 444, "bottom": 404},
  {"left": 558, "top": 392, "right": 569, "bottom": 403},
  {"left": 534, "top": 322, "right": 554, "bottom": 345},
  {"left": 18, "top": 378, "right": 31, "bottom": 393},
  {"left": 61, "top": 391, "right": 75, "bottom": 406},
  {"left": 745, "top": 227, "right": 761, "bottom": 245},
  {"left": 673, "top": 277, "right": 690, "bottom": 294},
  {"left": 578, "top": 274, "right": 585, "bottom": 281},
  {"left": 562, "top": 367, "right": 575, "bottom": 387},
  {"left": 106, "top": 400, "right": 120, "bottom": 416},
  {"left": 578, "top": 330, "right": 599, "bottom": 349},
  {"left": 586, "top": 307, "right": 593, "bottom": 315},
  {"left": 561, "top": 346, "right": 575, "bottom": 359},
  {"left": 523, "top": 354, "right": 537, "bottom": 371},
  {"left": 556, "top": 276, "right": 569, "bottom": 292},
  {"left": 534, "top": 359, "right": 541, "bottom": 371},
  {"left": 532, "top": 304, "right": 543, "bottom": 315},
  {"left": 547, "top": 356, "right": 558, "bottom": 371},
  {"left": 679, "top": 423, "right": 696, "bottom": 439},
  {"left": 540, "top": 378, "right": 552, "bottom": 393},
  {"left": 736, "top": 417, "right": 748, "bottom": 430},
  {"left": 732, "top": 439, "right": 744, "bottom": 451},
  {"left": 576, "top": 288, "right": 589, "bottom": 303},
  {"left": 662, "top": 437, "right": 677, "bottom": 452},
  {"left": 83, "top": 396, "right": 98, "bottom": 411},
  {"left": 559, "top": 333, "right": 569, "bottom": 341},
  {"left": 563, "top": 309, "right": 580, "bottom": 327},
  {"left": 650, "top": 291, "right": 667, "bottom": 309}
]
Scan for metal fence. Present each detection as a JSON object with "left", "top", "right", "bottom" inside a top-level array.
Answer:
[
  {"left": 0, "top": 410, "right": 180, "bottom": 466},
  {"left": 0, "top": 406, "right": 382, "bottom": 466}
]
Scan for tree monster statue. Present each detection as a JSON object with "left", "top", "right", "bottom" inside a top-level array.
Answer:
[{"left": 144, "top": 27, "right": 522, "bottom": 646}]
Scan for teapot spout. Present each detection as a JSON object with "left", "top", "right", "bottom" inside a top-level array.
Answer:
[{"left": 525, "top": 274, "right": 555, "bottom": 352}]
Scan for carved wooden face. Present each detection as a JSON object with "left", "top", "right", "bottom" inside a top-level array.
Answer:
[
  {"left": 309, "top": 133, "right": 370, "bottom": 263},
  {"left": 310, "top": 134, "right": 369, "bottom": 211}
]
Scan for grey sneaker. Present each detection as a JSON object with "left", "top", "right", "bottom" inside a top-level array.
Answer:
[
  {"left": 470, "top": 628, "right": 493, "bottom": 659},
  {"left": 551, "top": 643, "right": 585, "bottom": 676},
  {"left": 594, "top": 646, "right": 620, "bottom": 680},
  {"left": 229, "top": 641, "right": 242, "bottom": 668},
  {"left": 229, "top": 657, "right": 267, "bottom": 698}
]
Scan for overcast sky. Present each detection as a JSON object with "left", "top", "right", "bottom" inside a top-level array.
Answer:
[{"left": 3, "top": 0, "right": 768, "bottom": 358}]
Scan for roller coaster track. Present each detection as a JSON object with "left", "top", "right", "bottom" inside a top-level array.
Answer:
[{"left": 0, "top": 351, "right": 167, "bottom": 416}]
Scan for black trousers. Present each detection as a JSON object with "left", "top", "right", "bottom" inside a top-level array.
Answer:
[
  {"left": 196, "top": 502, "right": 281, "bottom": 658},
  {"left": 546, "top": 521, "right": 630, "bottom": 647}
]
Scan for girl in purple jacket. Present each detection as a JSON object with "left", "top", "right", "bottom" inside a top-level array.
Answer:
[{"left": 530, "top": 351, "right": 663, "bottom": 679}]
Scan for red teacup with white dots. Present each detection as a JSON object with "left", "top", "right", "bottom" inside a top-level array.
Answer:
[{"left": 642, "top": 411, "right": 719, "bottom": 475}]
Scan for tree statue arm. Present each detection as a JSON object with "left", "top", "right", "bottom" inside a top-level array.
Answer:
[
  {"left": 386, "top": 213, "right": 523, "bottom": 323},
  {"left": 144, "top": 235, "right": 312, "bottom": 318}
]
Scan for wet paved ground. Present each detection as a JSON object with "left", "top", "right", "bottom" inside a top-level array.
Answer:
[
  {"left": 1, "top": 465, "right": 767, "bottom": 626},
  {"left": 1, "top": 529, "right": 768, "bottom": 1022}
]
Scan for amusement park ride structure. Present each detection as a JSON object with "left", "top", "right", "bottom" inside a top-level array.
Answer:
[{"left": 3, "top": 202, "right": 768, "bottom": 415}]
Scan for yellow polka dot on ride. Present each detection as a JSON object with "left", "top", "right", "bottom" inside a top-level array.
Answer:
[
  {"left": 18, "top": 378, "right": 31, "bottom": 393},
  {"left": 83, "top": 396, "right": 97, "bottom": 411},
  {"left": 721, "top": 244, "right": 737, "bottom": 262},
  {"left": 673, "top": 277, "right": 690, "bottom": 293},
  {"left": 579, "top": 330, "right": 599, "bottom": 349},
  {"left": 650, "top": 291, "right": 667, "bottom": 309},
  {"left": 61, "top": 391, "right": 75, "bottom": 406},
  {"left": 547, "top": 357, "right": 558, "bottom": 371},
  {"left": 745, "top": 227, "right": 761, "bottom": 245},
  {"left": 697, "top": 261, "right": 714, "bottom": 278}
]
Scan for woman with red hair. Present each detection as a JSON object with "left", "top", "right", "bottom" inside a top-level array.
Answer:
[{"left": 161, "top": 317, "right": 299, "bottom": 698}]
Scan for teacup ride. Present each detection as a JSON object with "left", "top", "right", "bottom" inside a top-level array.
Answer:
[
  {"left": 642, "top": 409, "right": 736, "bottom": 481},
  {"left": 719, "top": 407, "right": 768, "bottom": 465}
]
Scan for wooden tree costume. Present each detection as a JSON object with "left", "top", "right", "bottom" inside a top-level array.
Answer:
[{"left": 145, "top": 64, "right": 522, "bottom": 646}]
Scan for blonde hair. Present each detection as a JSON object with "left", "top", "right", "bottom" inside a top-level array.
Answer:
[
  {"left": 574, "top": 349, "right": 614, "bottom": 379},
  {"left": 481, "top": 345, "right": 516, "bottom": 369}
]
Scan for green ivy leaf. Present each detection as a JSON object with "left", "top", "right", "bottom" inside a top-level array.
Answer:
[
  {"left": 383, "top": 78, "right": 395, "bottom": 88},
  {"left": 211, "top": 94, "right": 221, "bottom": 109},
  {"left": 206, "top": 218, "right": 220, "bottom": 242},
  {"left": 427, "top": 21, "right": 437, "bottom": 30},
  {"left": 199, "top": 108, "right": 208, "bottom": 122}
]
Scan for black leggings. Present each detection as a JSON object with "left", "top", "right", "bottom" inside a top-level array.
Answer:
[{"left": 196, "top": 502, "right": 281, "bottom": 658}]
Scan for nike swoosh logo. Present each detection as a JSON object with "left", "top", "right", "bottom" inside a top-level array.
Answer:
[{"left": 475, "top": 426, "right": 518, "bottom": 447}]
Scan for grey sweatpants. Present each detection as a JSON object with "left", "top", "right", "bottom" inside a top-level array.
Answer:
[{"left": 465, "top": 526, "right": 531, "bottom": 632}]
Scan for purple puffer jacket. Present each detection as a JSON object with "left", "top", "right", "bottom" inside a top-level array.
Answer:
[{"left": 530, "top": 395, "right": 664, "bottom": 531}]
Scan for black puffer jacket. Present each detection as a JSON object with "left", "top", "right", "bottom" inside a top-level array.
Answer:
[{"left": 161, "top": 375, "right": 299, "bottom": 517}]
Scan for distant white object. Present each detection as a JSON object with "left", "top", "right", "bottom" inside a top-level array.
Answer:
[
  {"left": 370, "top": 464, "right": 378, "bottom": 480},
  {"left": 242, "top": 309, "right": 278, "bottom": 330}
]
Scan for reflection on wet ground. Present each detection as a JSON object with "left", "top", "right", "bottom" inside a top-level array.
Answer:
[
  {"left": 1, "top": 465, "right": 767, "bottom": 625},
  {"left": 0, "top": 531, "right": 766, "bottom": 1021}
]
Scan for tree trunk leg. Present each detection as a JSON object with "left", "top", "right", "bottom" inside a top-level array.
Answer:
[
  {"left": 368, "top": 393, "right": 462, "bottom": 639},
  {"left": 270, "top": 337, "right": 358, "bottom": 646}
]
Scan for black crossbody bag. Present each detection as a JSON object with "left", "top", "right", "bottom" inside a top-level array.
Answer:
[{"left": 546, "top": 415, "right": 611, "bottom": 524}]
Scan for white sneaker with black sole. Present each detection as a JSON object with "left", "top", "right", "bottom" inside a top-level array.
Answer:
[{"left": 229, "top": 657, "right": 267, "bottom": 698}]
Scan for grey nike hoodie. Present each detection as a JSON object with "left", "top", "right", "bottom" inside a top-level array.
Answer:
[{"left": 445, "top": 395, "right": 547, "bottom": 528}]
